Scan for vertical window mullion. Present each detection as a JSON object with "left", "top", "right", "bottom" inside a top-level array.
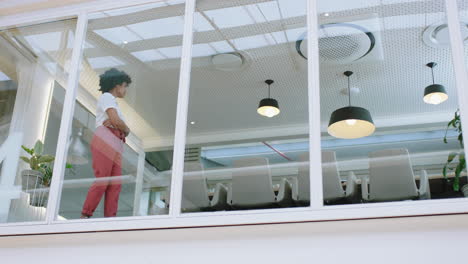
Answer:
[
  {"left": 133, "top": 150, "right": 146, "bottom": 216},
  {"left": 45, "top": 12, "right": 88, "bottom": 223},
  {"left": 445, "top": 0, "right": 468, "bottom": 152},
  {"left": 169, "top": 0, "right": 196, "bottom": 217},
  {"left": 307, "top": 0, "right": 324, "bottom": 210}
]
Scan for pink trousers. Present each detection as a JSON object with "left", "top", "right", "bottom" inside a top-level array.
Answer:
[{"left": 82, "top": 126, "right": 125, "bottom": 217}]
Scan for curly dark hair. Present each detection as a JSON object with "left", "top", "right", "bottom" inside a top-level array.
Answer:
[{"left": 99, "top": 68, "right": 132, "bottom": 93}]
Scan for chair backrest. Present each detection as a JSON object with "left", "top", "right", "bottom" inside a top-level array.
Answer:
[
  {"left": 321, "top": 151, "right": 345, "bottom": 200},
  {"left": 231, "top": 157, "right": 275, "bottom": 207},
  {"left": 297, "top": 152, "right": 310, "bottom": 201},
  {"left": 368, "top": 148, "right": 418, "bottom": 201},
  {"left": 182, "top": 162, "right": 210, "bottom": 211}
]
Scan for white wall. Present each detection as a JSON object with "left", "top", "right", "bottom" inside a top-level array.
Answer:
[{"left": 1, "top": 214, "right": 467, "bottom": 264}]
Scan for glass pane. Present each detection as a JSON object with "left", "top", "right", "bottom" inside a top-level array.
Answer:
[
  {"left": 182, "top": 0, "right": 309, "bottom": 213},
  {"left": 457, "top": 0, "right": 468, "bottom": 196},
  {"left": 318, "top": 0, "right": 465, "bottom": 205},
  {"left": 0, "top": 19, "right": 76, "bottom": 223},
  {"left": 57, "top": 1, "right": 185, "bottom": 220}
]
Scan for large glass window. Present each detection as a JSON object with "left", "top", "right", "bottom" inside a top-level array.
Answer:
[
  {"left": 317, "top": 0, "right": 465, "bottom": 205},
  {"left": 57, "top": 1, "right": 185, "bottom": 220},
  {"left": 1, "top": 0, "right": 468, "bottom": 235},
  {"left": 0, "top": 19, "right": 77, "bottom": 223},
  {"left": 182, "top": 0, "right": 309, "bottom": 213}
]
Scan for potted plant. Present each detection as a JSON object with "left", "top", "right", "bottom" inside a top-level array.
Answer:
[
  {"left": 442, "top": 109, "right": 466, "bottom": 193},
  {"left": 20, "top": 140, "right": 55, "bottom": 206},
  {"left": 38, "top": 162, "right": 73, "bottom": 188}
]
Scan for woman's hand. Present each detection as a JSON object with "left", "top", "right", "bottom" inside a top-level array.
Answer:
[
  {"left": 103, "top": 119, "right": 113, "bottom": 128},
  {"left": 104, "top": 118, "right": 128, "bottom": 139},
  {"left": 105, "top": 108, "right": 131, "bottom": 136}
]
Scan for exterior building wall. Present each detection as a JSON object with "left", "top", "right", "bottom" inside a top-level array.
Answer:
[{"left": 1, "top": 214, "right": 467, "bottom": 263}]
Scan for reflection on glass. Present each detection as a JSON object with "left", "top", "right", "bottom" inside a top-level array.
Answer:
[
  {"left": 0, "top": 19, "right": 76, "bottom": 223},
  {"left": 57, "top": 1, "right": 186, "bottom": 219},
  {"left": 319, "top": 0, "right": 465, "bottom": 205}
]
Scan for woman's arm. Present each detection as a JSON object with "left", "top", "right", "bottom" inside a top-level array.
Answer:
[{"left": 105, "top": 108, "right": 130, "bottom": 136}]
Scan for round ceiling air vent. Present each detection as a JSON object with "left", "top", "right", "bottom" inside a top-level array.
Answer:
[
  {"left": 423, "top": 21, "right": 468, "bottom": 48},
  {"left": 296, "top": 23, "right": 376, "bottom": 64},
  {"left": 211, "top": 52, "right": 245, "bottom": 71}
]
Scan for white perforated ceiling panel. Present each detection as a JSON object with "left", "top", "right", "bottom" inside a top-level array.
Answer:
[{"left": 78, "top": 0, "right": 464, "bottom": 143}]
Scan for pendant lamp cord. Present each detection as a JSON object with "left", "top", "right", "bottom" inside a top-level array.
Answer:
[
  {"left": 268, "top": 83, "right": 271, "bottom": 98},
  {"left": 347, "top": 75, "right": 351, "bottom": 106},
  {"left": 431, "top": 66, "right": 435, "bottom": 84},
  {"left": 265, "top": 80, "right": 274, "bottom": 99}
]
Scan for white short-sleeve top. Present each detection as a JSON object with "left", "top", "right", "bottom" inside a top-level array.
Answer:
[{"left": 95, "top": 92, "right": 126, "bottom": 128}]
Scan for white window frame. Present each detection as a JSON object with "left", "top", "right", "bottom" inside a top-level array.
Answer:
[{"left": 0, "top": 0, "right": 467, "bottom": 236}]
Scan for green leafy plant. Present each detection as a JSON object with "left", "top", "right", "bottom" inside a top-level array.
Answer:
[
  {"left": 20, "top": 140, "right": 74, "bottom": 187},
  {"left": 39, "top": 163, "right": 73, "bottom": 187},
  {"left": 20, "top": 140, "right": 55, "bottom": 171},
  {"left": 442, "top": 109, "right": 465, "bottom": 191},
  {"left": 38, "top": 163, "right": 53, "bottom": 187}
]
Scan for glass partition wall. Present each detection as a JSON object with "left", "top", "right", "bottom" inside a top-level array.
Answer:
[
  {"left": 318, "top": 0, "right": 465, "bottom": 205},
  {"left": 56, "top": 1, "right": 186, "bottom": 220},
  {"left": 182, "top": 0, "right": 309, "bottom": 213},
  {"left": 0, "top": 0, "right": 467, "bottom": 233},
  {"left": 0, "top": 19, "right": 77, "bottom": 223}
]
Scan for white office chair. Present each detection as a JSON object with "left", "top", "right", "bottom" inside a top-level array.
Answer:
[
  {"left": 228, "top": 157, "right": 293, "bottom": 209},
  {"left": 182, "top": 162, "right": 228, "bottom": 212},
  {"left": 362, "top": 148, "right": 431, "bottom": 202},
  {"left": 322, "top": 151, "right": 358, "bottom": 203},
  {"left": 291, "top": 152, "right": 357, "bottom": 205},
  {"left": 290, "top": 152, "right": 310, "bottom": 205}
]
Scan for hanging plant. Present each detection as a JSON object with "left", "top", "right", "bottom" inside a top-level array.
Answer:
[{"left": 442, "top": 109, "right": 465, "bottom": 191}]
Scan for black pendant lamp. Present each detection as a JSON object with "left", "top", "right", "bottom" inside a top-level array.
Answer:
[
  {"left": 328, "top": 71, "right": 375, "bottom": 139},
  {"left": 257, "top": 79, "right": 280, "bottom": 118},
  {"left": 423, "top": 62, "right": 448, "bottom": 105}
]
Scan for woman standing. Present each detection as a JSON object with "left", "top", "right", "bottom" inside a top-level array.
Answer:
[{"left": 81, "top": 68, "right": 131, "bottom": 218}]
